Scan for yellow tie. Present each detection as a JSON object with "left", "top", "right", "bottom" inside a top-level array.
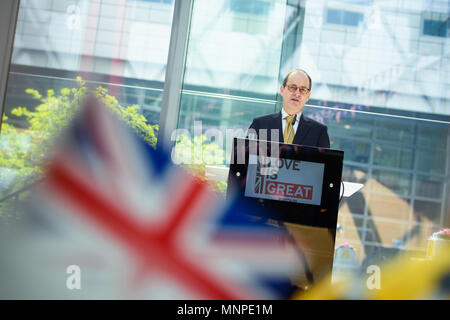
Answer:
[{"left": 284, "top": 115, "right": 295, "bottom": 144}]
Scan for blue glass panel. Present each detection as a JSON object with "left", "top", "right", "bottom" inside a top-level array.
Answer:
[
  {"left": 343, "top": 11, "right": 363, "bottom": 26},
  {"left": 327, "top": 9, "right": 342, "bottom": 24},
  {"left": 423, "top": 19, "right": 447, "bottom": 37}
]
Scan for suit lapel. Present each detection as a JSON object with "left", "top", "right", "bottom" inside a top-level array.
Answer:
[
  {"left": 272, "top": 112, "right": 283, "bottom": 143},
  {"left": 293, "top": 114, "right": 312, "bottom": 145}
]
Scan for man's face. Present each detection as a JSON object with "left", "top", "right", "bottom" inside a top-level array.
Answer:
[{"left": 280, "top": 71, "right": 311, "bottom": 115}]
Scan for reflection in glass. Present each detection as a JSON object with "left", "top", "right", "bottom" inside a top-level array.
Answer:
[
  {"left": 175, "top": 0, "right": 450, "bottom": 267},
  {"left": 1, "top": 0, "right": 449, "bottom": 274},
  {"left": 375, "top": 118, "right": 414, "bottom": 145},
  {"left": 417, "top": 123, "right": 448, "bottom": 150},
  {"left": 371, "top": 169, "right": 412, "bottom": 197},
  {"left": 423, "top": 19, "right": 448, "bottom": 37},
  {"left": 6, "top": 0, "right": 175, "bottom": 126},
  {"left": 332, "top": 137, "right": 370, "bottom": 164},
  {"left": 175, "top": 0, "right": 287, "bottom": 169},
  {"left": 1, "top": 0, "right": 175, "bottom": 195},
  {"left": 413, "top": 200, "right": 442, "bottom": 224},
  {"left": 415, "top": 174, "right": 443, "bottom": 199},
  {"left": 365, "top": 217, "right": 410, "bottom": 246},
  {"left": 326, "top": 9, "right": 364, "bottom": 27},
  {"left": 308, "top": 107, "right": 374, "bottom": 139},
  {"left": 416, "top": 148, "right": 446, "bottom": 175},
  {"left": 373, "top": 144, "right": 413, "bottom": 170}
]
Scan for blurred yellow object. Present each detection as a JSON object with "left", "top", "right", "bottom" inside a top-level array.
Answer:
[
  {"left": 427, "top": 234, "right": 450, "bottom": 259},
  {"left": 294, "top": 247, "right": 450, "bottom": 300}
]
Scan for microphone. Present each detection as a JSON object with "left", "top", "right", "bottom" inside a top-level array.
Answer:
[{"left": 292, "top": 114, "right": 297, "bottom": 125}]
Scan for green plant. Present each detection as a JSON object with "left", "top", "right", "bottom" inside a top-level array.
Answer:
[
  {"left": 0, "top": 77, "right": 229, "bottom": 198},
  {"left": 0, "top": 77, "right": 158, "bottom": 193},
  {"left": 172, "top": 134, "right": 227, "bottom": 194}
]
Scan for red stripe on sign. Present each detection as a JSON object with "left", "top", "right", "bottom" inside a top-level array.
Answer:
[{"left": 264, "top": 181, "right": 313, "bottom": 200}]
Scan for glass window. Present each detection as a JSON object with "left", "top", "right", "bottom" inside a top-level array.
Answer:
[
  {"left": 415, "top": 174, "right": 444, "bottom": 200},
  {"left": 326, "top": 9, "right": 341, "bottom": 25},
  {"left": 365, "top": 217, "right": 411, "bottom": 246},
  {"left": 229, "top": 0, "right": 271, "bottom": 16},
  {"left": 178, "top": 93, "right": 274, "bottom": 131},
  {"left": 177, "top": 0, "right": 284, "bottom": 134},
  {"left": 313, "top": 108, "right": 374, "bottom": 139},
  {"left": 171, "top": 0, "right": 449, "bottom": 266},
  {"left": 342, "top": 164, "right": 368, "bottom": 184},
  {"left": 340, "top": 165, "right": 368, "bottom": 215},
  {"left": 415, "top": 148, "right": 446, "bottom": 175},
  {"left": 343, "top": 11, "right": 364, "bottom": 26},
  {"left": 332, "top": 137, "right": 371, "bottom": 164},
  {"left": 229, "top": 1, "right": 271, "bottom": 34},
  {"left": 373, "top": 145, "right": 414, "bottom": 170},
  {"left": 371, "top": 169, "right": 412, "bottom": 197},
  {"left": 416, "top": 122, "right": 448, "bottom": 150},
  {"left": 413, "top": 199, "right": 441, "bottom": 223},
  {"left": 1, "top": 0, "right": 175, "bottom": 194},
  {"left": 341, "top": 196, "right": 366, "bottom": 217},
  {"left": 145, "top": 0, "right": 173, "bottom": 3},
  {"left": 375, "top": 118, "right": 414, "bottom": 145},
  {"left": 367, "top": 193, "right": 411, "bottom": 222},
  {"left": 336, "top": 213, "right": 365, "bottom": 244},
  {"left": 326, "top": 8, "right": 363, "bottom": 26},
  {"left": 423, "top": 19, "right": 447, "bottom": 37}
]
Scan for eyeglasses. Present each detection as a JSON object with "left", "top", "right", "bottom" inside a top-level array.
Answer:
[{"left": 286, "top": 84, "right": 310, "bottom": 94}]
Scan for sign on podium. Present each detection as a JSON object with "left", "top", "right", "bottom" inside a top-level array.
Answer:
[{"left": 215, "top": 138, "right": 349, "bottom": 291}]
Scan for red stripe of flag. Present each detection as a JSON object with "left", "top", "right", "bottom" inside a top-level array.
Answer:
[{"left": 45, "top": 161, "right": 242, "bottom": 299}]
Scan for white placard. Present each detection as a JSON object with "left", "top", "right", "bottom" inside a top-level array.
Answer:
[{"left": 245, "top": 155, "right": 325, "bottom": 206}]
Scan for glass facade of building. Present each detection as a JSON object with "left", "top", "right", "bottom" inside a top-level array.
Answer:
[
  {"left": 4, "top": 0, "right": 175, "bottom": 128},
  {"left": 1, "top": 0, "right": 449, "bottom": 270}
]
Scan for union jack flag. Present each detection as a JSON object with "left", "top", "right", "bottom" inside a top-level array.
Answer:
[{"left": 0, "top": 97, "right": 303, "bottom": 299}]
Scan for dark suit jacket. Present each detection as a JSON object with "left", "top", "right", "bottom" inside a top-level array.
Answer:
[{"left": 248, "top": 112, "right": 330, "bottom": 148}]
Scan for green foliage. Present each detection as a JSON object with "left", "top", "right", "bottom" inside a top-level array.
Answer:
[
  {"left": 0, "top": 77, "right": 158, "bottom": 194},
  {"left": 94, "top": 85, "right": 158, "bottom": 147},
  {"left": 0, "top": 77, "right": 228, "bottom": 199},
  {"left": 172, "top": 134, "right": 227, "bottom": 194},
  {"left": 173, "top": 134, "right": 225, "bottom": 168}
]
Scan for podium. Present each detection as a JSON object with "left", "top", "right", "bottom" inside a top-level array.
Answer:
[{"left": 207, "top": 138, "right": 355, "bottom": 290}]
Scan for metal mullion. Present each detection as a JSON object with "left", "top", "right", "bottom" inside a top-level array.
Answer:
[
  {"left": 362, "top": 118, "right": 376, "bottom": 244},
  {"left": 0, "top": 0, "right": 20, "bottom": 134},
  {"left": 441, "top": 126, "right": 450, "bottom": 227},
  {"left": 157, "top": 0, "right": 194, "bottom": 151}
]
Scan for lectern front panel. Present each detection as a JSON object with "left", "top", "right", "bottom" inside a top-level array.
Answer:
[
  {"left": 227, "top": 138, "right": 344, "bottom": 228},
  {"left": 227, "top": 138, "right": 344, "bottom": 290}
]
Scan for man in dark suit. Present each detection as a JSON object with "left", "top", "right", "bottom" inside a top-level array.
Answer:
[
  {"left": 246, "top": 70, "right": 331, "bottom": 292},
  {"left": 248, "top": 69, "right": 330, "bottom": 148}
]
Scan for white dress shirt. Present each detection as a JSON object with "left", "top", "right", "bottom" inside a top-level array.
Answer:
[{"left": 281, "top": 108, "right": 301, "bottom": 138}]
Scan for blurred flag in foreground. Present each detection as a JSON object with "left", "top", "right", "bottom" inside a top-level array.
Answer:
[{"left": 0, "top": 97, "right": 302, "bottom": 299}]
